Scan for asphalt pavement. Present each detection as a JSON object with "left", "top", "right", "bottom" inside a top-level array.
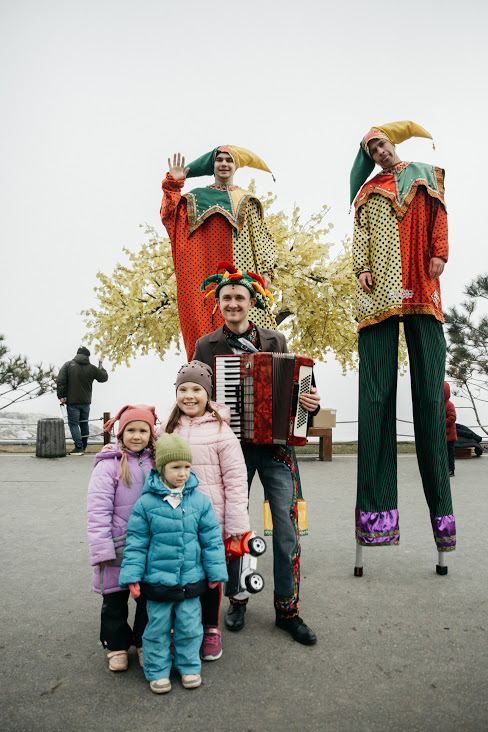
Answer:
[{"left": 1, "top": 452, "right": 487, "bottom": 732}]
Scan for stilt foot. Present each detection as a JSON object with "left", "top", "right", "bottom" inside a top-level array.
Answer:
[
  {"left": 436, "top": 564, "right": 448, "bottom": 575},
  {"left": 354, "top": 544, "right": 363, "bottom": 576}
]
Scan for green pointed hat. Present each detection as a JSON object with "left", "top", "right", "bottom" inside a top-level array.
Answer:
[
  {"left": 186, "top": 145, "right": 273, "bottom": 179},
  {"left": 350, "top": 120, "right": 433, "bottom": 204}
]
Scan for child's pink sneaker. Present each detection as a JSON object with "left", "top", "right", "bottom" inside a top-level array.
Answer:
[{"left": 200, "top": 625, "right": 222, "bottom": 661}]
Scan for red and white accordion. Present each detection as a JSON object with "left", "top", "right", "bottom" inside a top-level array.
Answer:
[{"left": 214, "top": 353, "right": 314, "bottom": 446}]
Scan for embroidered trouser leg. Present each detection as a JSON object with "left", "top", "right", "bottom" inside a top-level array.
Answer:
[
  {"left": 356, "top": 317, "right": 400, "bottom": 545},
  {"left": 404, "top": 316, "right": 455, "bottom": 549},
  {"left": 242, "top": 444, "right": 300, "bottom": 611}
]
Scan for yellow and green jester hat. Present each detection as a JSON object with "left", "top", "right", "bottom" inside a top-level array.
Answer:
[
  {"left": 349, "top": 120, "right": 433, "bottom": 205},
  {"left": 186, "top": 145, "right": 274, "bottom": 180}
]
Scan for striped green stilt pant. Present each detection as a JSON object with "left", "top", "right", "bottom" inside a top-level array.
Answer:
[{"left": 356, "top": 315, "right": 455, "bottom": 550}]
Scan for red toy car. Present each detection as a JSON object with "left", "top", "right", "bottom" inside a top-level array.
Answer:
[{"left": 223, "top": 531, "right": 267, "bottom": 599}]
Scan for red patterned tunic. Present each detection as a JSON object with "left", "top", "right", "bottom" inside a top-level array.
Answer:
[
  {"left": 161, "top": 174, "right": 275, "bottom": 359},
  {"left": 353, "top": 162, "right": 448, "bottom": 331}
]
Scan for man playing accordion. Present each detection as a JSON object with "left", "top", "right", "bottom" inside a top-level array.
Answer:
[{"left": 194, "top": 264, "right": 320, "bottom": 645}]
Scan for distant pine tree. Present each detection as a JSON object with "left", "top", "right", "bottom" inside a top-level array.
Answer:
[
  {"left": 0, "top": 335, "right": 57, "bottom": 410},
  {"left": 445, "top": 274, "right": 488, "bottom": 436}
]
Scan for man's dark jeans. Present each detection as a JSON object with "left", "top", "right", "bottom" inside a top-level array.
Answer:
[{"left": 67, "top": 403, "right": 90, "bottom": 449}]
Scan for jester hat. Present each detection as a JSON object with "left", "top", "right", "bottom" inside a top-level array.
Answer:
[
  {"left": 350, "top": 120, "right": 433, "bottom": 205},
  {"left": 186, "top": 145, "right": 273, "bottom": 179},
  {"left": 200, "top": 261, "right": 274, "bottom": 312}
]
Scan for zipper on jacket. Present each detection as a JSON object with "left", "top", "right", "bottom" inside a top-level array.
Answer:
[{"left": 138, "top": 453, "right": 146, "bottom": 483}]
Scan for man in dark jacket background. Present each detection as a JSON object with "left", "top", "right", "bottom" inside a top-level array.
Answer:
[{"left": 57, "top": 347, "right": 108, "bottom": 455}]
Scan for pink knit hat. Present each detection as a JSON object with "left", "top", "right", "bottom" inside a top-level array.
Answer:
[{"left": 103, "top": 404, "right": 158, "bottom": 441}]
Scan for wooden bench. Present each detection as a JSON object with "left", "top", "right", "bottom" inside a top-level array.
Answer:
[
  {"left": 307, "top": 409, "right": 336, "bottom": 461},
  {"left": 307, "top": 427, "right": 332, "bottom": 461},
  {"left": 455, "top": 447, "right": 473, "bottom": 459}
]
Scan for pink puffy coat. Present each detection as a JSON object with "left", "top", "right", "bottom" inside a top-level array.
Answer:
[{"left": 157, "top": 402, "right": 250, "bottom": 537}]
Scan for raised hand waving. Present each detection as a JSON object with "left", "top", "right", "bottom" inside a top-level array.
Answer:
[{"left": 168, "top": 152, "right": 189, "bottom": 181}]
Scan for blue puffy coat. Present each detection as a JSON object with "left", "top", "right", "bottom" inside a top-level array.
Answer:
[{"left": 119, "top": 468, "right": 228, "bottom": 601}]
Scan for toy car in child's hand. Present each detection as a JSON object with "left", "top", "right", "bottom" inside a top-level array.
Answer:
[{"left": 223, "top": 531, "right": 266, "bottom": 599}]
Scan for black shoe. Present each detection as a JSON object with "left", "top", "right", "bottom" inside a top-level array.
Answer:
[
  {"left": 224, "top": 603, "right": 246, "bottom": 632},
  {"left": 275, "top": 614, "right": 317, "bottom": 645},
  {"left": 69, "top": 447, "right": 85, "bottom": 456},
  {"left": 449, "top": 470, "right": 455, "bottom": 477}
]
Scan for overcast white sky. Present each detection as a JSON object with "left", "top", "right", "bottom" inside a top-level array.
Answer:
[{"left": 1, "top": 0, "right": 487, "bottom": 438}]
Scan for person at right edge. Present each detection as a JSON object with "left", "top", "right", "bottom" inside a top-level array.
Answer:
[
  {"left": 444, "top": 381, "right": 457, "bottom": 478},
  {"left": 350, "top": 120, "right": 456, "bottom": 562}
]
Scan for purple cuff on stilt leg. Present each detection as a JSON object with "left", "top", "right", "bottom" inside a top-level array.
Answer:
[
  {"left": 430, "top": 514, "right": 456, "bottom": 551},
  {"left": 355, "top": 508, "right": 400, "bottom": 546}
]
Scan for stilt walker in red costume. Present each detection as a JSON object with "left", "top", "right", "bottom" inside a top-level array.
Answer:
[
  {"left": 350, "top": 121, "right": 456, "bottom": 576},
  {"left": 161, "top": 146, "right": 276, "bottom": 360}
]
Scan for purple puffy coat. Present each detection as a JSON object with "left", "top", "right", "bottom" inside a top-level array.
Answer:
[{"left": 87, "top": 445, "right": 154, "bottom": 594}]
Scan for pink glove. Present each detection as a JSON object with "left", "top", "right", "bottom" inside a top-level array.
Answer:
[
  {"left": 128, "top": 582, "right": 141, "bottom": 599},
  {"left": 208, "top": 581, "right": 219, "bottom": 589}
]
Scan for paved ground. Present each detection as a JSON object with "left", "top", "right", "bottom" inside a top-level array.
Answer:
[{"left": 1, "top": 453, "right": 487, "bottom": 732}]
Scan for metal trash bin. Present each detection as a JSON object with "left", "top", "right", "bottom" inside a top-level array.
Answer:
[{"left": 36, "top": 418, "right": 66, "bottom": 458}]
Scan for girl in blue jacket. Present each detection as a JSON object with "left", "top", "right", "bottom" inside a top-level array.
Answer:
[{"left": 119, "top": 433, "right": 228, "bottom": 694}]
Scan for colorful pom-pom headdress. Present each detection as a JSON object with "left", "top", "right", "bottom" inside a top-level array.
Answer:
[
  {"left": 350, "top": 120, "right": 434, "bottom": 205},
  {"left": 186, "top": 145, "right": 274, "bottom": 180},
  {"left": 200, "top": 261, "right": 274, "bottom": 313}
]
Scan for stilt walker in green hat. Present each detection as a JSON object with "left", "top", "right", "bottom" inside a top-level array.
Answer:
[
  {"left": 350, "top": 121, "right": 456, "bottom": 576},
  {"left": 161, "top": 145, "right": 276, "bottom": 360}
]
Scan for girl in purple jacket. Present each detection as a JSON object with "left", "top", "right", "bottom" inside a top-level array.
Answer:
[{"left": 87, "top": 404, "right": 158, "bottom": 672}]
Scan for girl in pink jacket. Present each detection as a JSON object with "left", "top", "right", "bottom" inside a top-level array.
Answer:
[
  {"left": 87, "top": 404, "right": 158, "bottom": 673},
  {"left": 157, "top": 360, "right": 250, "bottom": 662}
]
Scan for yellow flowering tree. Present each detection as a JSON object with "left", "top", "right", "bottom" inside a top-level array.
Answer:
[
  {"left": 83, "top": 185, "right": 359, "bottom": 369},
  {"left": 83, "top": 229, "right": 180, "bottom": 367}
]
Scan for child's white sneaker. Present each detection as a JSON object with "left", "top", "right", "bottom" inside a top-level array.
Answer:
[
  {"left": 150, "top": 678, "right": 171, "bottom": 694},
  {"left": 181, "top": 673, "right": 201, "bottom": 689},
  {"left": 107, "top": 650, "right": 128, "bottom": 671}
]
